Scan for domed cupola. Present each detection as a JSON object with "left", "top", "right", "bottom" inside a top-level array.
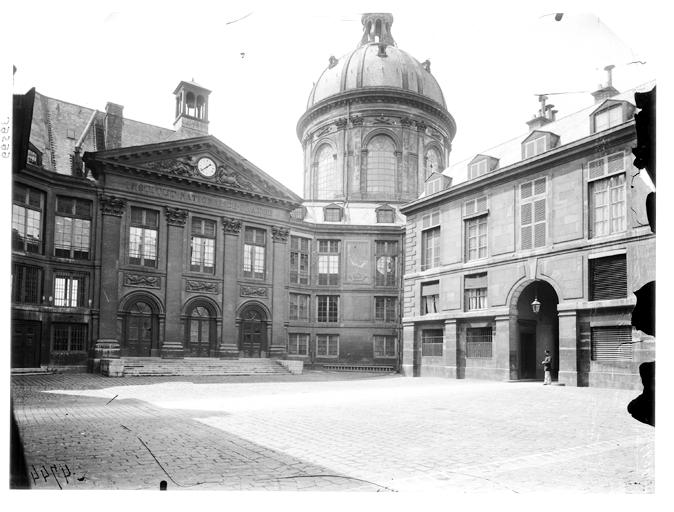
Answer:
[{"left": 297, "top": 13, "right": 456, "bottom": 204}]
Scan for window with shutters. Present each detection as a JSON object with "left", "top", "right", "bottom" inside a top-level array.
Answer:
[
  {"left": 421, "top": 281, "right": 439, "bottom": 315},
  {"left": 374, "top": 335, "right": 397, "bottom": 358},
  {"left": 588, "top": 152, "right": 626, "bottom": 238},
  {"left": 318, "top": 240, "right": 340, "bottom": 285},
  {"left": 288, "top": 333, "right": 309, "bottom": 356},
  {"left": 591, "top": 325, "right": 633, "bottom": 361},
  {"left": 243, "top": 227, "right": 266, "bottom": 279},
  {"left": 523, "top": 135, "right": 547, "bottom": 158},
  {"left": 12, "top": 263, "right": 42, "bottom": 304},
  {"left": 290, "top": 236, "right": 310, "bottom": 285},
  {"left": 129, "top": 207, "right": 159, "bottom": 267},
  {"left": 54, "top": 272, "right": 86, "bottom": 307},
  {"left": 466, "top": 327, "right": 493, "bottom": 358},
  {"left": 289, "top": 293, "right": 310, "bottom": 321},
  {"left": 464, "top": 273, "right": 487, "bottom": 311},
  {"left": 52, "top": 323, "right": 87, "bottom": 352},
  {"left": 375, "top": 240, "right": 398, "bottom": 286},
  {"left": 54, "top": 196, "right": 92, "bottom": 259},
  {"left": 317, "top": 295, "right": 338, "bottom": 322},
  {"left": 593, "top": 105, "right": 624, "bottom": 133},
  {"left": 190, "top": 218, "right": 216, "bottom": 273},
  {"left": 422, "top": 329, "right": 443, "bottom": 356},
  {"left": 421, "top": 211, "right": 441, "bottom": 271},
  {"left": 375, "top": 296, "right": 397, "bottom": 322},
  {"left": 316, "top": 334, "right": 339, "bottom": 357},
  {"left": 520, "top": 177, "right": 547, "bottom": 250},
  {"left": 12, "top": 184, "right": 44, "bottom": 254},
  {"left": 469, "top": 159, "right": 488, "bottom": 180},
  {"left": 425, "top": 178, "right": 442, "bottom": 195},
  {"left": 590, "top": 255, "right": 627, "bottom": 301}
]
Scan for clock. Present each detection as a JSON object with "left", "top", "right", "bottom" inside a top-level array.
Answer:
[{"left": 197, "top": 157, "right": 217, "bottom": 177}]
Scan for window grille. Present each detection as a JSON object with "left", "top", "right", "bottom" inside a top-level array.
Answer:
[
  {"left": 466, "top": 327, "right": 493, "bottom": 358},
  {"left": 421, "top": 329, "right": 443, "bottom": 356}
]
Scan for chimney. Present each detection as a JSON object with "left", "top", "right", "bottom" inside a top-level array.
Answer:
[
  {"left": 104, "top": 102, "right": 124, "bottom": 149},
  {"left": 526, "top": 95, "right": 554, "bottom": 131},
  {"left": 591, "top": 65, "right": 620, "bottom": 104}
]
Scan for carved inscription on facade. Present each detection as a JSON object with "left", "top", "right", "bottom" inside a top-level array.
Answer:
[
  {"left": 185, "top": 280, "right": 219, "bottom": 294},
  {"left": 124, "top": 273, "right": 161, "bottom": 289},
  {"left": 240, "top": 285, "right": 268, "bottom": 298}
]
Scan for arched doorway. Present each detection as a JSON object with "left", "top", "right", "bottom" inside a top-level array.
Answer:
[
  {"left": 185, "top": 302, "right": 217, "bottom": 357},
  {"left": 238, "top": 304, "right": 268, "bottom": 358},
  {"left": 513, "top": 280, "right": 559, "bottom": 381},
  {"left": 124, "top": 299, "right": 158, "bottom": 357}
]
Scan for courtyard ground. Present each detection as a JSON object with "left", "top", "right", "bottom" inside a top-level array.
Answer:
[{"left": 10, "top": 371, "right": 654, "bottom": 493}]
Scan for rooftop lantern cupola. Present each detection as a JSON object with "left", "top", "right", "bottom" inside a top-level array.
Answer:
[
  {"left": 359, "top": 12, "right": 396, "bottom": 50},
  {"left": 173, "top": 80, "right": 211, "bottom": 137}
]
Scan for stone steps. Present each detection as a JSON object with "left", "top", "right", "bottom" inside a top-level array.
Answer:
[{"left": 120, "top": 357, "right": 292, "bottom": 377}]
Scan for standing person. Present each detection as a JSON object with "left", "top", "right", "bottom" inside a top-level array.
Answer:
[{"left": 541, "top": 349, "right": 552, "bottom": 385}]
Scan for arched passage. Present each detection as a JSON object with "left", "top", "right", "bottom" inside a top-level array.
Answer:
[{"left": 510, "top": 280, "right": 559, "bottom": 381}]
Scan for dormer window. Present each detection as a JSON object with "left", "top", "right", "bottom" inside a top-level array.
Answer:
[
  {"left": 323, "top": 204, "right": 343, "bottom": 222},
  {"left": 426, "top": 178, "right": 442, "bottom": 195},
  {"left": 591, "top": 101, "right": 631, "bottom": 133},
  {"left": 468, "top": 155, "right": 498, "bottom": 180},
  {"left": 521, "top": 131, "right": 559, "bottom": 160},
  {"left": 27, "top": 148, "right": 41, "bottom": 167},
  {"left": 424, "top": 172, "right": 451, "bottom": 196},
  {"left": 376, "top": 205, "right": 395, "bottom": 223}
]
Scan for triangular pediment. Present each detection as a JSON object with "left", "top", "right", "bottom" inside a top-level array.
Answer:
[
  {"left": 522, "top": 130, "right": 556, "bottom": 144},
  {"left": 83, "top": 135, "right": 302, "bottom": 207},
  {"left": 590, "top": 98, "right": 631, "bottom": 116}
]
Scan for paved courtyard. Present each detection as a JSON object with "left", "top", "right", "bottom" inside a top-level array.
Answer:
[{"left": 11, "top": 372, "right": 654, "bottom": 492}]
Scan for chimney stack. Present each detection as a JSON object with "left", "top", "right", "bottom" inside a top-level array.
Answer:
[
  {"left": 591, "top": 65, "right": 620, "bottom": 104},
  {"left": 526, "top": 95, "right": 555, "bottom": 131},
  {"left": 104, "top": 102, "right": 124, "bottom": 149}
]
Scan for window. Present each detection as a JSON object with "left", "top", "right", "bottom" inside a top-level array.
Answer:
[
  {"left": 52, "top": 323, "right": 87, "bottom": 352},
  {"left": 129, "top": 207, "right": 158, "bottom": 267},
  {"left": 316, "top": 334, "right": 339, "bottom": 357},
  {"left": 374, "top": 335, "right": 396, "bottom": 358},
  {"left": 523, "top": 135, "right": 547, "bottom": 159},
  {"left": 189, "top": 306, "right": 211, "bottom": 345},
  {"left": 315, "top": 145, "right": 341, "bottom": 199},
  {"left": 591, "top": 325, "right": 633, "bottom": 361},
  {"left": 421, "top": 281, "right": 439, "bottom": 315},
  {"left": 590, "top": 254, "right": 627, "bottom": 301},
  {"left": 425, "top": 178, "right": 442, "bottom": 195},
  {"left": 54, "top": 273, "right": 86, "bottom": 307},
  {"left": 54, "top": 196, "right": 92, "bottom": 259},
  {"left": 288, "top": 333, "right": 309, "bottom": 356},
  {"left": 12, "top": 184, "right": 44, "bottom": 253},
  {"left": 375, "top": 240, "right": 398, "bottom": 286},
  {"left": 421, "top": 211, "right": 441, "bottom": 271},
  {"left": 520, "top": 177, "right": 547, "bottom": 249},
  {"left": 290, "top": 236, "right": 310, "bottom": 285},
  {"left": 324, "top": 206, "right": 343, "bottom": 222},
  {"left": 464, "top": 197, "right": 488, "bottom": 261},
  {"left": 464, "top": 273, "right": 487, "bottom": 311},
  {"left": 466, "top": 327, "right": 493, "bottom": 358},
  {"left": 375, "top": 297, "right": 397, "bottom": 322},
  {"left": 421, "top": 329, "right": 443, "bottom": 356},
  {"left": 425, "top": 148, "right": 442, "bottom": 177},
  {"left": 318, "top": 240, "right": 340, "bottom": 285},
  {"left": 190, "top": 218, "right": 216, "bottom": 273},
  {"left": 12, "top": 263, "right": 42, "bottom": 304},
  {"left": 243, "top": 227, "right": 266, "bottom": 279},
  {"left": 469, "top": 159, "right": 488, "bottom": 180},
  {"left": 376, "top": 207, "right": 395, "bottom": 223},
  {"left": 594, "top": 105, "right": 623, "bottom": 133},
  {"left": 367, "top": 135, "right": 396, "bottom": 195},
  {"left": 589, "top": 152, "right": 626, "bottom": 238},
  {"left": 289, "top": 293, "right": 310, "bottom": 321},
  {"left": 317, "top": 295, "right": 338, "bottom": 322}
]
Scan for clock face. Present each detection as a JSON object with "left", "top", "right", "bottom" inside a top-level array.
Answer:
[{"left": 197, "top": 157, "right": 217, "bottom": 177}]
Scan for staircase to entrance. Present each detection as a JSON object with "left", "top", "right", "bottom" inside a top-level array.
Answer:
[{"left": 119, "top": 358, "right": 295, "bottom": 377}]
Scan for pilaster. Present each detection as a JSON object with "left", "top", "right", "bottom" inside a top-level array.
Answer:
[
  {"left": 161, "top": 206, "right": 188, "bottom": 359},
  {"left": 558, "top": 310, "right": 579, "bottom": 386},
  {"left": 219, "top": 217, "right": 242, "bottom": 358},
  {"left": 269, "top": 226, "right": 290, "bottom": 358}
]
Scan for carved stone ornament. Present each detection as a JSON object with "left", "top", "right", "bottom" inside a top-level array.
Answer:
[
  {"left": 222, "top": 217, "right": 242, "bottom": 234},
  {"left": 99, "top": 194, "right": 127, "bottom": 216},
  {"left": 314, "top": 125, "right": 332, "bottom": 139},
  {"left": 144, "top": 157, "right": 197, "bottom": 176},
  {"left": 240, "top": 285, "right": 268, "bottom": 298},
  {"left": 165, "top": 206, "right": 188, "bottom": 226},
  {"left": 416, "top": 121, "right": 428, "bottom": 132},
  {"left": 350, "top": 115, "right": 364, "bottom": 126},
  {"left": 400, "top": 116, "right": 414, "bottom": 127},
  {"left": 216, "top": 165, "right": 241, "bottom": 187},
  {"left": 334, "top": 117, "right": 348, "bottom": 129},
  {"left": 124, "top": 273, "right": 161, "bottom": 289},
  {"left": 271, "top": 226, "right": 290, "bottom": 243},
  {"left": 185, "top": 279, "right": 219, "bottom": 294},
  {"left": 373, "top": 115, "right": 394, "bottom": 125}
]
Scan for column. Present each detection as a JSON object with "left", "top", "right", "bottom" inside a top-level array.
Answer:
[
  {"left": 219, "top": 217, "right": 242, "bottom": 358},
  {"left": 443, "top": 319, "right": 459, "bottom": 379},
  {"left": 269, "top": 226, "right": 290, "bottom": 358},
  {"left": 558, "top": 310, "right": 578, "bottom": 386},
  {"left": 161, "top": 207, "right": 188, "bottom": 359},
  {"left": 401, "top": 322, "right": 415, "bottom": 376},
  {"left": 92, "top": 194, "right": 126, "bottom": 369}
]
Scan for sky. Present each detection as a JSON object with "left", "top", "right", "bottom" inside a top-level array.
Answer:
[{"left": 3, "top": 0, "right": 662, "bottom": 197}]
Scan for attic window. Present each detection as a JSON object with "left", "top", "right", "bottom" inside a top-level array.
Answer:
[
  {"left": 469, "top": 159, "right": 488, "bottom": 180},
  {"left": 290, "top": 206, "right": 307, "bottom": 221},
  {"left": 27, "top": 149, "right": 40, "bottom": 166},
  {"left": 523, "top": 135, "right": 547, "bottom": 159},
  {"left": 376, "top": 206, "right": 395, "bottom": 223},
  {"left": 593, "top": 104, "right": 624, "bottom": 133},
  {"left": 425, "top": 178, "right": 442, "bottom": 195},
  {"left": 324, "top": 205, "right": 343, "bottom": 222}
]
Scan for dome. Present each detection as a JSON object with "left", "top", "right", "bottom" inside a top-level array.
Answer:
[{"left": 306, "top": 13, "right": 446, "bottom": 109}]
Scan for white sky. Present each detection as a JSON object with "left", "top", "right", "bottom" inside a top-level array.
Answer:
[{"left": 4, "top": 0, "right": 662, "bottom": 196}]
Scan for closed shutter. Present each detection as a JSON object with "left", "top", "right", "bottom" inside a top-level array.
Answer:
[
  {"left": 590, "top": 255, "right": 627, "bottom": 300},
  {"left": 591, "top": 326, "right": 633, "bottom": 361},
  {"left": 533, "top": 198, "right": 546, "bottom": 247},
  {"left": 521, "top": 203, "right": 532, "bottom": 250},
  {"left": 464, "top": 273, "right": 487, "bottom": 289}
]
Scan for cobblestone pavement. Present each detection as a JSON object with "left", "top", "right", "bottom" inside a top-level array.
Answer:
[{"left": 11, "top": 372, "right": 654, "bottom": 492}]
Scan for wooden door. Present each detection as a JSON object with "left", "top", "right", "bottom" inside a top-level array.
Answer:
[
  {"left": 188, "top": 306, "right": 211, "bottom": 357},
  {"left": 127, "top": 302, "right": 153, "bottom": 356},
  {"left": 520, "top": 331, "right": 537, "bottom": 379},
  {"left": 11, "top": 320, "right": 41, "bottom": 368}
]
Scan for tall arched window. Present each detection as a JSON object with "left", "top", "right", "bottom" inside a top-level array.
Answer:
[
  {"left": 315, "top": 145, "right": 340, "bottom": 199},
  {"left": 425, "top": 148, "right": 442, "bottom": 178},
  {"left": 186, "top": 303, "right": 215, "bottom": 357},
  {"left": 367, "top": 135, "right": 396, "bottom": 195},
  {"left": 125, "top": 300, "right": 155, "bottom": 357}
]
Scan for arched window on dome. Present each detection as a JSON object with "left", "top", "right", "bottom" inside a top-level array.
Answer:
[
  {"left": 315, "top": 145, "right": 341, "bottom": 200},
  {"left": 425, "top": 147, "right": 442, "bottom": 178},
  {"left": 367, "top": 135, "right": 396, "bottom": 196}
]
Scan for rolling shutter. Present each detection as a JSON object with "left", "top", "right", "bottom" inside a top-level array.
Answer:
[
  {"left": 590, "top": 255, "right": 627, "bottom": 300},
  {"left": 591, "top": 326, "right": 633, "bottom": 361}
]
